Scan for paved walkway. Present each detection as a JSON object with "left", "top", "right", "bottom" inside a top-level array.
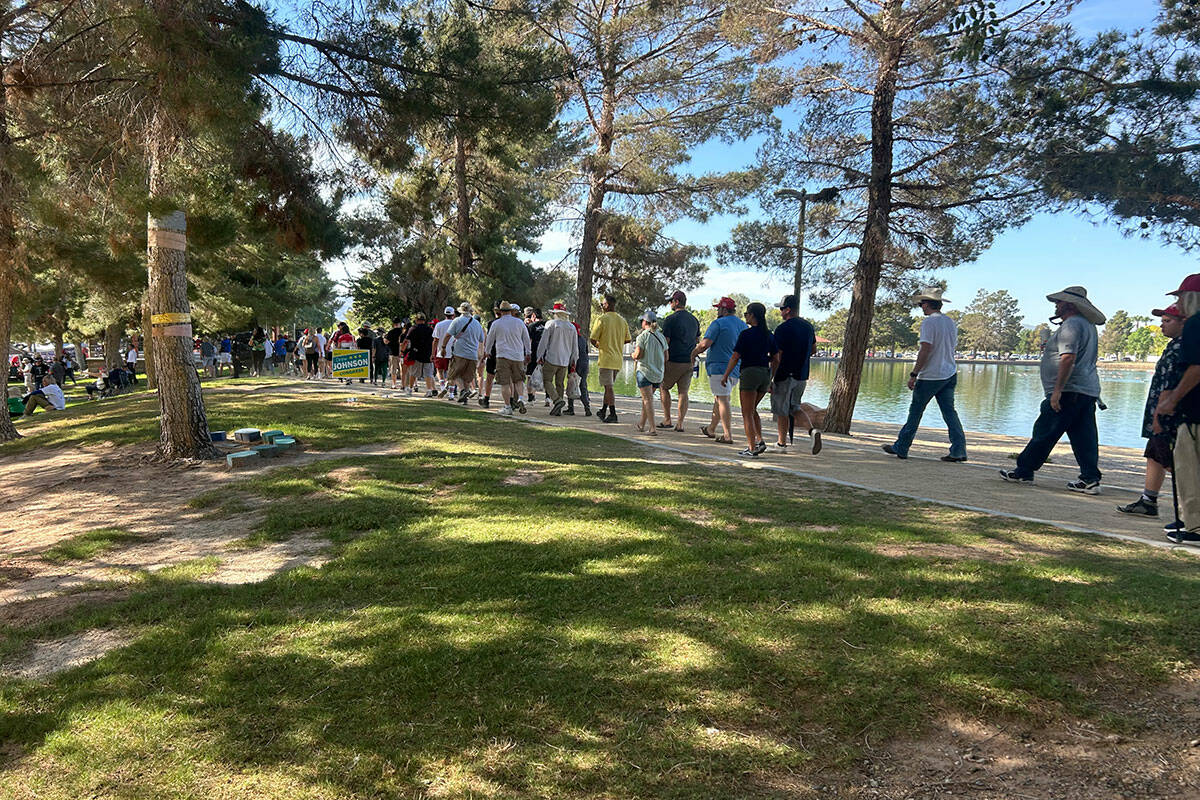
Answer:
[{"left": 324, "top": 380, "right": 1192, "bottom": 552}]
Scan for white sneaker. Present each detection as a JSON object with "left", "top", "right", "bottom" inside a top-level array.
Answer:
[
  {"left": 498, "top": 405, "right": 513, "bottom": 416},
  {"left": 771, "top": 442, "right": 789, "bottom": 454}
]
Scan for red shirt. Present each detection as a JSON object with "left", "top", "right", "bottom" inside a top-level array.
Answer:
[{"left": 331, "top": 332, "right": 354, "bottom": 349}]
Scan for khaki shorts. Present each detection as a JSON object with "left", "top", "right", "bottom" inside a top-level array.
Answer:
[
  {"left": 495, "top": 357, "right": 525, "bottom": 386},
  {"left": 389, "top": 355, "right": 404, "bottom": 372},
  {"left": 598, "top": 367, "right": 618, "bottom": 387},
  {"left": 661, "top": 361, "right": 693, "bottom": 393},
  {"left": 448, "top": 355, "right": 476, "bottom": 383}
]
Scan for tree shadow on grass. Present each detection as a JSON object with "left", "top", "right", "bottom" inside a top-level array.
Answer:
[{"left": 2, "top": 413, "right": 1199, "bottom": 797}]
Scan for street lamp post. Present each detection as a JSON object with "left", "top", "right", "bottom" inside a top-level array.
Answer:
[{"left": 773, "top": 186, "right": 839, "bottom": 306}]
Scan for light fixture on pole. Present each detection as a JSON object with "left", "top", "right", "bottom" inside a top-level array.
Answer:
[{"left": 773, "top": 186, "right": 839, "bottom": 306}]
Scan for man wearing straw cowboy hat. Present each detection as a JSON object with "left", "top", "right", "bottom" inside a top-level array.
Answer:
[
  {"left": 484, "top": 301, "right": 531, "bottom": 415},
  {"left": 538, "top": 301, "right": 577, "bottom": 416},
  {"left": 881, "top": 286, "right": 967, "bottom": 462},
  {"left": 1001, "top": 285, "right": 1106, "bottom": 493}
]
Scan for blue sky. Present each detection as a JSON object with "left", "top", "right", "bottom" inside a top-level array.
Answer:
[{"left": 523, "top": 0, "right": 1193, "bottom": 326}]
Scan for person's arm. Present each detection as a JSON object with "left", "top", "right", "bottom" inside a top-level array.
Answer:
[
  {"left": 1049, "top": 353, "right": 1076, "bottom": 411},
  {"left": 721, "top": 352, "right": 741, "bottom": 386},
  {"left": 631, "top": 332, "right": 644, "bottom": 361},
  {"left": 907, "top": 342, "right": 933, "bottom": 390},
  {"left": 692, "top": 337, "right": 713, "bottom": 360},
  {"left": 1158, "top": 365, "right": 1200, "bottom": 415}
]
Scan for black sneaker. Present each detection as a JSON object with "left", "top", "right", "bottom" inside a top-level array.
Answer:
[
  {"left": 551, "top": 400, "right": 565, "bottom": 416},
  {"left": 603, "top": 408, "right": 618, "bottom": 424},
  {"left": 999, "top": 470, "right": 1033, "bottom": 485},
  {"left": 1164, "top": 519, "right": 1185, "bottom": 533},
  {"left": 457, "top": 395, "right": 469, "bottom": 404},
  {"left": 738, "top": 447, "right": 758, "bottom": 458},
  {"left": 478, "top": 397, "right": 489, "bottom": 407},
  {"left": 1166, "top": 529, "right": 1200, "bottom": 544},
  {"left": 881, "top": 444, "right": 907, "bottom": 459},
  {"left": 753, "top": 441, "right": 767, "bottom": 456},
  {"left": 1066, "top": 479, "right": 1101, "bottom": 495},
  {"left": 1117, "top": 497, "right": 1159, "bottom": 517}
]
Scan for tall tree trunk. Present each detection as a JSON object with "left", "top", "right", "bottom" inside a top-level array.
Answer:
[
  {"left": 147, "top": 110, "right": 216, "bottom": 460},
  {"left": 574, "top": 80, "right": 616, "bottom": 336},
  {"left": 0, "top": 54, "right": 20, "bottom": 442},
  {"left": 52, "top": 330, "right": 63, "bottom": 361},
  {"left": 104, "top": 322, "right": 121, "bottom": 369},
  {"left": 454, "top": 131, "right": 473, "bottom": 282},
  {"left": 141, "top": 297, "right": 156, "bottom": 390},
  {"left": 825, "top": 43, "right": 901, "bottom": 434}
]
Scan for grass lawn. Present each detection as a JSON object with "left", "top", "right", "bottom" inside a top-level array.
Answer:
[{"left": 1, "top": 382, "right": 1198, "bottom": 798}]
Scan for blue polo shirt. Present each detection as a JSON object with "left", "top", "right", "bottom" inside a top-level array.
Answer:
[{"left": 703, "top": 315, "right": 748, "bottom": 378}]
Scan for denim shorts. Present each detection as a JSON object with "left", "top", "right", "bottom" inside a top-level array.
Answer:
[{"left": 636, "top": 370, "right": 660, "bottom": 389}]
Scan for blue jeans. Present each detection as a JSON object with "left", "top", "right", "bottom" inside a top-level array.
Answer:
[
  {"left": 1014, "top": 392, "right": 1101, "bottom": 483},
  {"left": 891, "top": 374, "right": 967, "bottom": 459}
]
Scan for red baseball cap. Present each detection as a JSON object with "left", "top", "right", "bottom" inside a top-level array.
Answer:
[
  {"left": 1168, "top": 274, "right": 1200, "bottom": 295},
  {"left": 1152, "top": 303, "right": 1183, "bottom": 318},
  {"left": 712, "top": 296, "right": 736, "bottom": 311}
]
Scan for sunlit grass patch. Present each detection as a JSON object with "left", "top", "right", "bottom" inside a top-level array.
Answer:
[{"left": 41, "top": 529, "right": 144, "bottom": 563}]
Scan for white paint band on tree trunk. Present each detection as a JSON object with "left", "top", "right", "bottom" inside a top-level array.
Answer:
[
  {"left": 153, "top": 323, "right": 193, "bottom": 338},
  {"left": 147, "top": 211, "right": 186, "bottom": 251}
]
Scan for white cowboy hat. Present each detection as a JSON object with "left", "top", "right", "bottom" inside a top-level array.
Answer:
[
  {"left": 1046, "top": 286, "right": 1106, "bottom": 325},
  {"left": 550, "top": 301, "right": 571, "bottom": 317},
  {"left": 909, "top": 287, "right": 949, "bottom": 305}
]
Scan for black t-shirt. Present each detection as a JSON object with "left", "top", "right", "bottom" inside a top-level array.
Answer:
[
  {"left": 661, "top": 309, "right": 700, "bottom": 363},
  {"left": 384, "top": 327, "right": 403, "bottom": 357},
  {"left": 1179, "top": 314, "right": 1200, "bottom": 423},
  {"left": 773, "top": 316, "right": 817, "bottom": 381},
  {"left": 733, "top": 325, "right": 776, "bottom": 368},
  {"left": 406, "top": 323, "right": 434, "bottom": 362},
  {"left": 355, "top": 335, "right": 373, "bottom": 351}
]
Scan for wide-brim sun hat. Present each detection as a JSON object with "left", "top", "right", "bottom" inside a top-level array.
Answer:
[
  {"left": 1046, "top": 286, "right": 1106, "bottom": 325},
  {"left": 909, "top": 287, "right": 948, "bottom": 305},
  {"left": 458, "top": 302, "right": 474, "bottom": 314},
  {"left": 550, "top": 301, "right": 571, "bottom": 317}
]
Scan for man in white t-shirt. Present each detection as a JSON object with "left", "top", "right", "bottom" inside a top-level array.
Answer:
[
  {"left": 125, "top": 344, "right": 139, "bottom": 384},
  {"left": 23, "top": 376, "right": 66, "bottom": 415},
  {"left": 314, "top": 327, "right": 328, "bottom": 379},
  {"left": 882, "top": 287, "right": 967, "bottom": 462}
]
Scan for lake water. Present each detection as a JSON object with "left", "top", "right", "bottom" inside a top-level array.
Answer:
[{"left": 605, "top": 358, "right": 1154, "bottom": 449}]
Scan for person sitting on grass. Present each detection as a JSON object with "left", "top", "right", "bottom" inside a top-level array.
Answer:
[
  {"left": 85, "top": 366, "right": 111, "bottom": 400},
  {"left": 23, "top": 376, "right": 65, "bottom": 416}
]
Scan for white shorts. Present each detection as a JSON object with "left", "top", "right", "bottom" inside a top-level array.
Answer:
[
  {"left": 218, "top": 352, "right": 232, "bottom": 364},
  {"left": 708, "top": 373, "right": 733, "bottom": 397}
]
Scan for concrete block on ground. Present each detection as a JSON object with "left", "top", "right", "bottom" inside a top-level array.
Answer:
[
  {"left": 226, "top": 450, "right": 260, "bottom": 469},
  {"left": 250, "top": 444, "right": 280, "bottom": 459},
  {"left": 261, "top": 429, "right": 284, "bottom": 443},
  {"left": 233, "top": 428, "right": 262, "bottom": 444},
  {"left": 210, "top": 431, "right": 227, "bottom": 442},
  {"left": 272, "top": 436, "right": 297, "bottom": 451}
]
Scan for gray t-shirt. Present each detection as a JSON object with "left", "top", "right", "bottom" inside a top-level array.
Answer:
[{"left": 1040, "top": 315, "right": 1100, "bottom": 397}]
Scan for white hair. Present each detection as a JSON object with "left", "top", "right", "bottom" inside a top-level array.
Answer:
[{"left": 1178, "top": 291, "right": 1200, "bottom": 318}]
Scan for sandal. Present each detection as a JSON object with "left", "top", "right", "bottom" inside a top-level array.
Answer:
[
  {"left": 635, "top": 423, "right": 646, "bottom": 433},
  {"left": 656, "top": 422, "right": 673, "bottom": 429},
  {"left": 673, "top": 425, "right": 685, "bottom": 433},
  {"left": 715, "top": 436, "right": 734, "bottom": 444},
  {"left": 700, "top": 425, "right": 716, "bottom": 439}
]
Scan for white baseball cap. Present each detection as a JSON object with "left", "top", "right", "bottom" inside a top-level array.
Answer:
[{"left": 443, "top": 305, "right": 456, "bottom": 316}]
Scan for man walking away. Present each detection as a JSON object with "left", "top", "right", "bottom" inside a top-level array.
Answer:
[
  {"left": 538, "top": 302, "right": 577, "bottom": 416},
  {"left": 406, "top": 313, "right": 436, "bottom": 396},
  {"left": 200, "top": 336, "right": 217, "bottom": 378},
  {"left": 447, "top": 302, "right": 484, "bottom": 403},
  {"left": 769, "top": 294, "right": 822, "bottom": 454},
  {"left": 372, "top": 326, "right": 390, "bottom": 385},
  {"left": 433, "top": 306, "right": 457, "bottom": 396},
  {"left": 485, "top": 301, "right": 531, "bottom": 414},
  {"left": 386, "top": 318, "right": 405, "bottom": 389},
  {"left": 693, "top": 297, "right": 746, "bottom": 443},
  {"left": 659, "top": 290, "right": 699, "bottom": 431},
  {"left": 1152, "top": 275, "right": 1200, "bottom": 543},
  {"left": 525, "top": 308, "right": 546, "bottom": 403},
  {"left": 1118, "top": 303, "right": 1185, "bottom": 528},
  {"left": 590, "top": 293, "right": 630, "bottom": 423},
  {"left": 1000, "top": 286, "right": 1105, "bottom": 493},
  {"left": 571, "top": 319, "right": 592, "bottom": 416},
  {"left": 882, "top": 287, "right": 966, "bottom": 462}
]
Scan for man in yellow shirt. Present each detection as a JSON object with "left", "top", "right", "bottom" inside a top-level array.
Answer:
[{"left": 589, "top": 293, "right": 630, "bottom": 423}]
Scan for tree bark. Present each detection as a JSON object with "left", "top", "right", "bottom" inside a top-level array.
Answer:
[
  {"left": 454, "top": 131, "right": 473, "bottom": 282},
  {"left": 0, "top": 53, "right": 21, "bottom": 442},
  {"left": 104, "top": 322, "right": 121, "bottom": 368},
  {"left": 825, "top": 40, "right": 902, "bottom": 434},
  {"left": 147, "top": 110, "right": 216, "bottom": 460},
  {"left": 574, "top": 79, "right": 616, "bottom": 336},
  {"left": 141, "top": 297, "right": 156, "bottom": 390}
]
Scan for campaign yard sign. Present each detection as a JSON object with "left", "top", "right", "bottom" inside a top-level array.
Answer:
[{"left": 332, "top": 349, "right": 370, "bottom": 379}]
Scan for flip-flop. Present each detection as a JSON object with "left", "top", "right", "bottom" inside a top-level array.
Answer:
[
  {"left": 700, "top": 425, "right": 716, "bottom": 439},
  {"left": 673, "top": 426, "right": 685, "bottom": 433},
  {"left": 656, "top": 422, "right": 673, "bottom": 429},
  {"left": 715, "top": 436, "right": 734, "bottom": 444}
]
